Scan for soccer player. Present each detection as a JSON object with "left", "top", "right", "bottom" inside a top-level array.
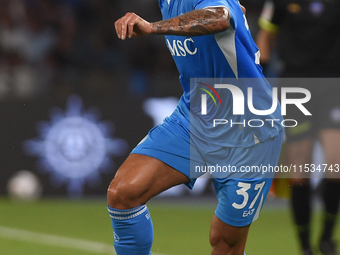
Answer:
[
  {"left": 108, "top": 0, "right": 284, "bottom": 254},
  {"left": 257, "top": 1, "right": 340, "bottom": 255}
]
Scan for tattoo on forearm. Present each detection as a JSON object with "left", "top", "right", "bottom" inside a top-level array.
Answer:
[{"left": 152, "top": 7, "right": 229, "bottom": 36}]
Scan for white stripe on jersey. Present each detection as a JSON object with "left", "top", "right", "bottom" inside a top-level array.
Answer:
[{"left": 214, "top": 26, "right": 238, "bottom": 78}]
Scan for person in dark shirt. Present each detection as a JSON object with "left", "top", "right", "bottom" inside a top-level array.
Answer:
[{"left": 257, "top": 1, "right": 340, "bottom": 255}]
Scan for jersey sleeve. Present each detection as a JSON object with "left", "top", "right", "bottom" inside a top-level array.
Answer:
[
  {"left": 193, "top": 0, "right": 235, "bottom": 23},
  {"left": 258, "top": 0, "right": 284, "bottom": 33},
  {"left": 194, "top": 0, "right": 230, "bottom": 10}
]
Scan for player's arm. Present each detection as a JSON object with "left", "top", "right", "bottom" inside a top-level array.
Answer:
[
  {"left": 256, "top": 29, "right": 277, "bottom": 64},
  {"left": 115, "top": 7, "right": 230, "bottom": 40},
  {"left": 256, "top": 0, "right": 281, "bottom": 65}
]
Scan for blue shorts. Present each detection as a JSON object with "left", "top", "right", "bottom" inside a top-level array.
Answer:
[{"left": 132, "top": 116, "right": 283, "bottom": 227}]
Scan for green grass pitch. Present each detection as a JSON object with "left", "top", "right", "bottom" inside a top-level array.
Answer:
[{"left": 0, "top": 197, "right": 338, "bottom": 255}]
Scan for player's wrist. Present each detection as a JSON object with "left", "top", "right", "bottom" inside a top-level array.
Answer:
[{"left": 149, "top": 22, "right": 158, "bottom": 35}]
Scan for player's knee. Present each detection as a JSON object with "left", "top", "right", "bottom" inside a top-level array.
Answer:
[
  {"left": 210, "top": 240, "right": 234, "bottom": 255},
  {"left": 210, "top": 235, "right": 220, "bottom": 252},
  {"left": 210, "top": 235, "right": 229, "bottom": 255},
  {"left": 210, "top": 233, "right": 241, "bottom": 255},
  {"left": 107, "top": 180, "right": 143, "bottom": 209}
]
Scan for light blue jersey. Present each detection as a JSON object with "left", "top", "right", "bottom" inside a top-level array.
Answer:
[{"left": 160, "top": 0, "right": 283, "bottom": 147}]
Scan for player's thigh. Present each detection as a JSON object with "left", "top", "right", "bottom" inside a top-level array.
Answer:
[
  {"left": 108, "top": 116, "right": 195, "bottom": 209},
  {"left": 108, "top": 154, "right": 189, "bottom": 209},
  {"left": 319, "top": 129, "right": 340, "bottom": 179},
  {"left": 131, "top": 115, "right": 202, "bottom": 188}
]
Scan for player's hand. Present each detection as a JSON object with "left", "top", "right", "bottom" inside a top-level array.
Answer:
[{"left": 115, "top": 12, "right": 154, "bottom": 40}]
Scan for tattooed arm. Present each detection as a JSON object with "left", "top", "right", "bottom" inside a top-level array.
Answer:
[{"left": 115, "top": 7, "right": 230, "bottom": 40}]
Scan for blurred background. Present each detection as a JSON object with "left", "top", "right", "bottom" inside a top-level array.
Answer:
[{"left": 0, "top": 0, "right": 338, "bottom": 255}]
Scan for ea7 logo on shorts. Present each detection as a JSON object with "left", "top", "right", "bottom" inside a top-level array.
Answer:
[
  {"left": 166, "top": 38, "right": 198, "bottom": 56},
  {"left": 200, "top": 84, "right": 312, "bottom": 116}
]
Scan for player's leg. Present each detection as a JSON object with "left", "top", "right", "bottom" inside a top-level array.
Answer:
[
  {"left": 210, "top": 177, "right": 273, "bottom": 255},
  {"left": 314, "top": 82, "right": 340, "bottom": 255},
  {"left": 107, "top": 116, "right": 196, "bottom": 255},
  {"left": 208, "top": 132, "right": 283, "bottom": 255},
  {"left": 287, "top": 138, "right": 314, "bottom": 255},
  {"left": 107, "top": 154, "right": 189, "bottom": 255},
  {"left": 318, "top": 129, "right": 340, "bottom": 255},
  {"left": 282, "top": 78, "right": 315, "bottom": 254},
  {"left": 210, "top": 216, "right": 250, "bottom": 255},
  {"left": 108, "top": 154, "right": 189, "bottom": 209}
]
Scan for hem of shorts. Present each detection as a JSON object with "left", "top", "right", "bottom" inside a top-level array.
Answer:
[{"left": 214, "top": 212, "right": 254, "bottom": 227}]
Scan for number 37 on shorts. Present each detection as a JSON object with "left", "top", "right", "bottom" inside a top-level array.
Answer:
[
  {"left": 215, "top": 179, "right": 272, "bottom": 226},
  {"left": 232, "top": 181, "right": 266, "bottom": 218}
]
